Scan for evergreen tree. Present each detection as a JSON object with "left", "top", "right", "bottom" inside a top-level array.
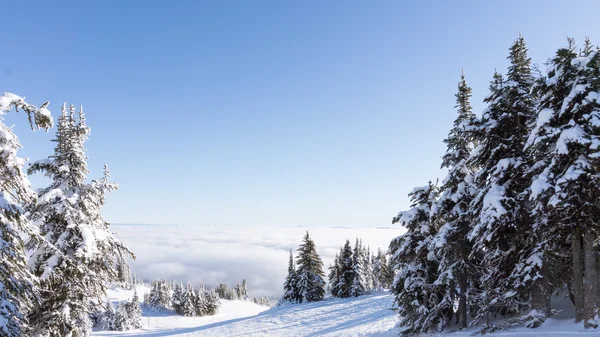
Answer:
[
  {"left": 203, "top": 289, "right": 220, "bottom": 316},
  {"left": 27, "top": 104, "right": 132, "bottom": 336},
  {"left": 363, "top": 246, "right": 374, "bottom": 292},
  {"left": 351, "top": 239, "right": 366, "bottom": 297},
  {"left": 295, "top": 232, "right": 326, "bottom": 302},
  {"left": 389, "top": 182, "right": 441, "bottom": 335},
  {"left": 126, "top": 290, "right": 143, "bottom": 329},
  {"left": 258, "top": 297, "right": 271, "bottom": 307},
  {"left": 281, "top": 249, "right": 300, "bottom": 303},
  {"left": 467, "top": 36, "right": 536, "bottom": 327},
  {"left": 527, "top": 38, "right": 600, "bottom": 326},
  {"left": 372, "top": 248, "right": 393, "bottom": 290},
  {"left": 432, "top": 71, "right": 478, "bottom": 329},
  {"left": 146, "top": 279, "right": 172, "bottom": 311},
  {"left": 328, "top": 252, "right": 342, "bottom": 297},
  {"left": 171, "top": 283, "right": 185, "bottom": 315},
  {"left": 97, "top": 301, "right": 115, "bottom": 331},
  {"left": 0, "top": 93, "right": 52, "bottom": 337},
  {"left": 215, "top": 283, "right": 228, "bottom": 299},
  {"left": 117, "top": 260, "right": 133, "bottom": 289},
  {"left": 113, "top": 304, "right": 128, "bottom": 331},
  {"left": 339, "top": 240, "right": 355, "bottom": 298},
  {"left": 182, "top": 283, "right": 196, "bottom": 316},
  {"left": 194, "top": 286, "right": 207, "bottom": 316}
]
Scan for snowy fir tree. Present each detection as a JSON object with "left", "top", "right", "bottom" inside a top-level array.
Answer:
[
  {"left": 182, "top": 283, "right": 196, "bottom": 317},
  {"left": 339, "top": 240, "right": 355, "bottom": 297},
  {"left": 430, "top": 71, "right": 478, "bottom": 330},
  {"left": 101, "top": 294, "right": 141, "bottom": 332},
  {"left": 125, "top": 290, "right": 143, "bottom": 329},
  {"left": 466, "top": 36, "right": 537, "bottom": 327},
  {"left": 281, "top": 249, "right": 301, "bottom": 303},
  {"left": 97, "top": 301, "right": 115, "bottom": 331},
  {"left": 328, "top": 242, "right": 350, "bottom": 298},
  {"left": 389, "top": 182, "right": 443, "bottom": 334},
  {"left": 362, "top": 245, "right": 375, "bottom": 293},
  {"left": 388, "top": 36, "right": 600, "bottom": 334},
  {"left": 202, "top": 289, "right": 220, "bottom": 316},
  {"left": 295, "top": 231, "right": 326, "bottom": 302},
  {"left": 171, "top": 283, "right": 185, "bottom": 315},
  {"left": 350, "top": 239, "right": 367, "bottom": 297},
  {"left": 0, "top": 93, "right": 52, "bottom": 337},
  {"left": 328, "top": 252, "right": 342, "bottom": 297},
  {"left": 526, "top": 37, "right": 600, "bottom": 327},
  {"left": 372, "top": 248, "right": 393, "bottom": 290},
  {"left": 195, "top": 286, "right": 208, "bottom": 316},
  {"left": 258, "top": 297, "right": 271, "bottom": 307},
  {"left": 146, "top": 279, "right": 172, "bottom": 311},
  {"left": 234, "top": 279, "right": 248, "bottom": 299},
  {"left": 26, "top": 104, "right": 133, "bottom": 337},
  {"left": 116, "top": 260, "right": 133, "bottom": 289}
]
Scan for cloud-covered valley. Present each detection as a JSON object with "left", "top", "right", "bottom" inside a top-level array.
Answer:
[{"left": 112, "top": 224, "right": 402, "bottom": 299}]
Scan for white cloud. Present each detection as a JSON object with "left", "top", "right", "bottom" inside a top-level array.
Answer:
[{"left": 113, "top": 224, "right": 403, "bottom": 299}]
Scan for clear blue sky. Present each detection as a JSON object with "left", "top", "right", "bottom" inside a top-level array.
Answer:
[{"left": 2, "top": 1, "right": 599, "bottom": 227}]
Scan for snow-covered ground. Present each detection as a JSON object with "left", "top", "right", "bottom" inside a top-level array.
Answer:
[
  {"left": 94, "top": 287, "right": 398, "bottom": 337},
  {"left": 94, "top": 286, "right": 600, "bottom": 337}
]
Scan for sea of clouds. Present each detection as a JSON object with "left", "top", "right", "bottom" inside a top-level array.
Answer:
[{"left": 112, "top": 224, "right": 403, "bottom": 299}]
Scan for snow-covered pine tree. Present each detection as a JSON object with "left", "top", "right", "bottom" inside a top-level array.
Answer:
[
  {"left": 371, "top": 252, "right": 380, "bottom": 291},
  {"left": 113, "top": 304, "right": 128, "bottom": 331},
  {"left": 339, "top": 240, "right": 354, "bottom": 298},
  {"left": 389, "top": 182, "right": 441, "bottom": 335},
  {"left": 97, "top": 301, "right": 115, "bottom": 331},
  {"left": 172, "top": 283, "right": 185, "bottom": 315},
  {"left": 431, "top": 71, "right": 478, "bottom": 330},
  {"left": 0, "top": 93, "right": 52, "bottom": 337},
  {"left": 27, "top": 104, "right": 133, "bottom": 337},
  {"left": 203, "top": 289, "right": 220, "bottom": 315},
  {"left": 240, "top": 279, "right": 248, "bottom": 299},
  {"left": 182, "top": 283, "right": 196, "bottom": 316},
  {"left": 467, "top": 37, "right": 536, "bottom": 326},
  {"left": 216, "top": 283, "right": 227, "bottom": 299},
  {"left": 527, "top": 37, "right": 600, "bottom": 327},
  {"left": 125, "top": 290, "right": 142, "bottom": 329},
  {"left": 295, "top": 231, "right": 326, "bottom": 302},
  {"left": 195, "top": 285, "right": 207, "bottom": 316},
  {"left": 258, "top": 297, "right": 271, "bottom": 307},
  {"left": 351, "top": 239, "right": 366, "bottom": 297},
  {"left": 328, "top": 252, "right": 342, "bottom": 297},
  {"left": 372, "top": 248, "right": 393, "bottom": 290},
  {"left": 281, "top": 249, "right": 300, "bottom": 303},
  {"left": 362, "top": 245, "right": 374, "bottom": 293},
  {"left": 146, "top": 279, "right": 172, "bottom": 311},
  {"left": 117, "top": 260, "right": 133, "bottom": 289}
]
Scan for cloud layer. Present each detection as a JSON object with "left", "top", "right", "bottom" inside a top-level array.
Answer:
[{"left": 112, "top": 224, "right": 402, "bottom": 299}]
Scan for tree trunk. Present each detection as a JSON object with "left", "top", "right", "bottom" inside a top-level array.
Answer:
[
  {"left": 583, "top": 230, "right": 598, "bottom": 327},
  {"left": 458, "top": 271, "right": 468, "bottom": 329},
  {"left": 572, "top": 226, "right": 584, "bottom": 323}
]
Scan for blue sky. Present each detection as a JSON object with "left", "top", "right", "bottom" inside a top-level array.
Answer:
[{"left": 2, "top": 1, "right": 599, "bottom": 227}]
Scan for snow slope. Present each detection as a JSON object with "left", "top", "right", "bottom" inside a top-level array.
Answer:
[
  {"left": 93, "top": 289, "right": 398, "bottom": 337},
  {"left": 94, "top": 287, "right": 600, "bottom": 337}
]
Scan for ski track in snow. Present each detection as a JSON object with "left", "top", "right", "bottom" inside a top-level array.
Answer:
[{"left": 94, "top": 288, "right": 600, "bottom": 337}]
